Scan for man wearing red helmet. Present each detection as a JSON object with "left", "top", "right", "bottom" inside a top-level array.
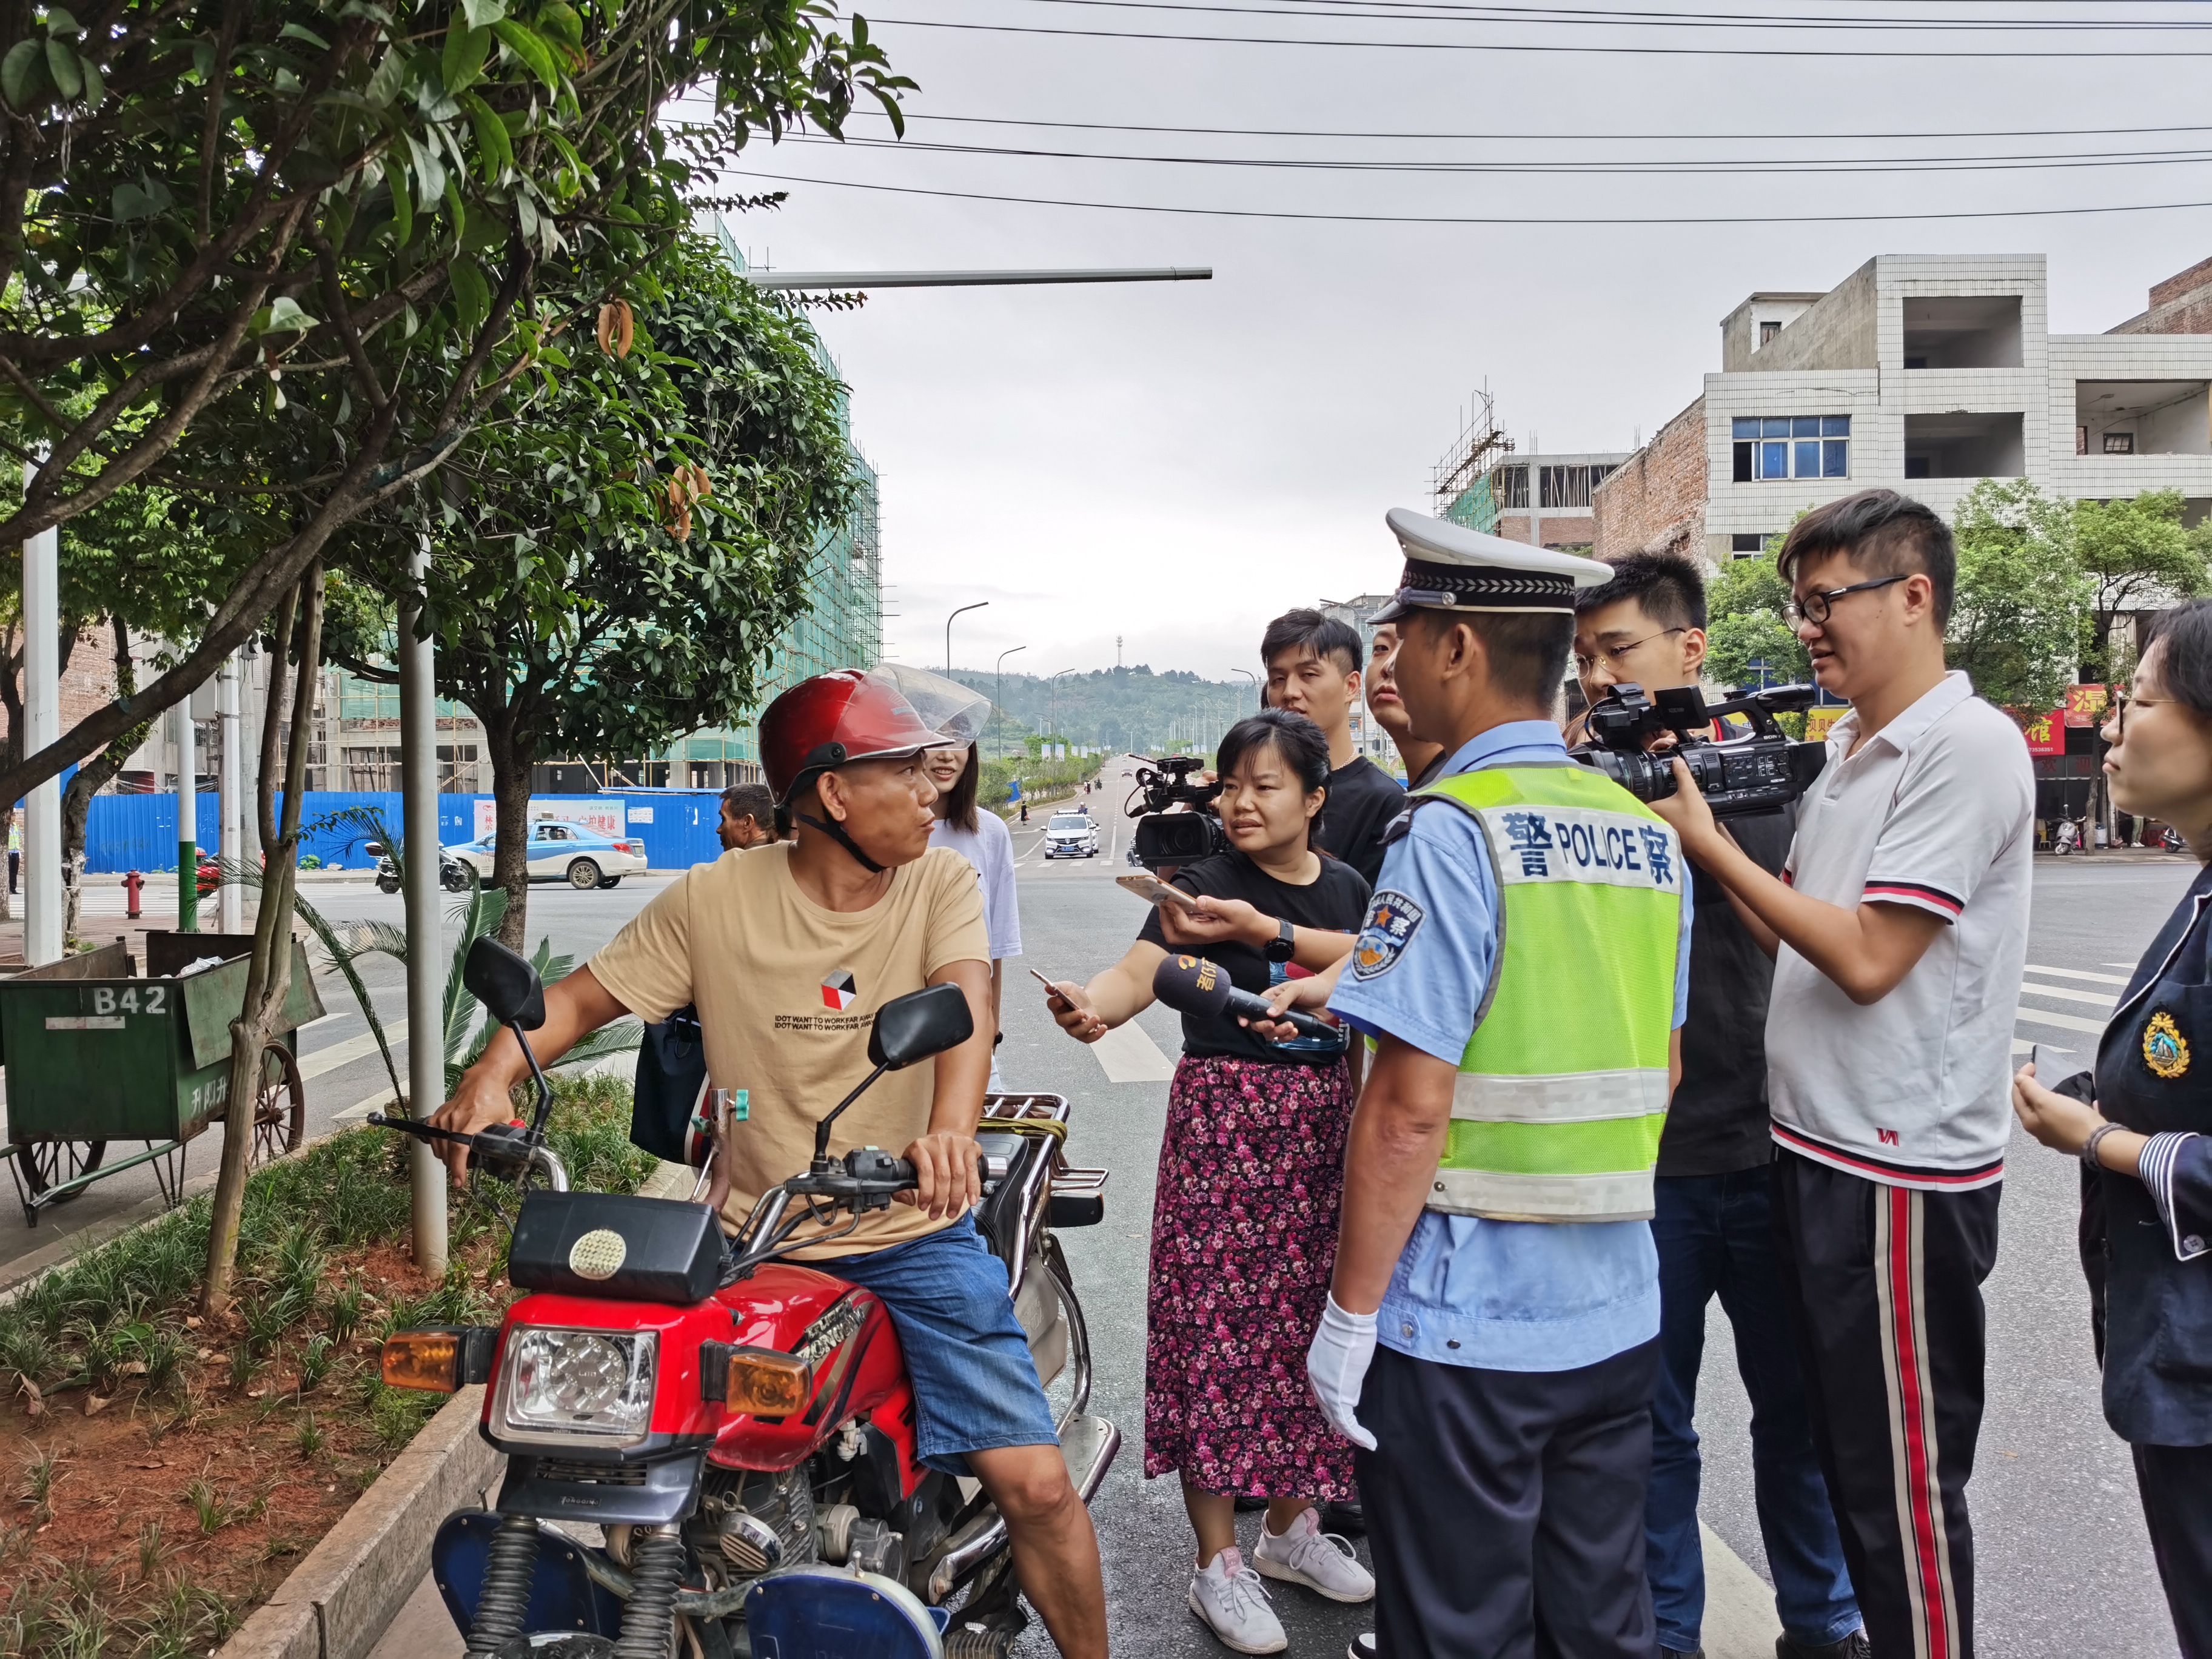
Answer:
[{"left": 431, "top": 668, "right": 1108, "bottom": 1656}]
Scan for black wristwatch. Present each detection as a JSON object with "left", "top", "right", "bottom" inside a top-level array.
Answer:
[{"left": 1264, "top": 917, "right": 1296, "bottom": 965}]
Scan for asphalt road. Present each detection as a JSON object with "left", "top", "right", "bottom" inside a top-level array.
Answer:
[{"left": 16, "top": 770, "right": 2204, "bottom": 1657}]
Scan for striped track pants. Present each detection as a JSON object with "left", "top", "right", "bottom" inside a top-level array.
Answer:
[{"left": 1772, "top": 1148, "right": 2002, "bottom": 1659}]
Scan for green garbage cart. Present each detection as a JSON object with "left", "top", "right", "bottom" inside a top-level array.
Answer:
[{"left": 0, "top": 931, "right": 326, "bottom": 1223}]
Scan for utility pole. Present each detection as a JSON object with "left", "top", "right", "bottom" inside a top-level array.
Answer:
[
  {"left": 401, "top": 539, "right": 447, "bottom": 1274},
  {"left": 945, "top": 602, "right": 988, "bottom": 674},
  {"left": 21, "top": 460, "right": 59, "bottom": 965},
  {"left": 218, "top": 652, "right": 242, "bottom": 934},
  {"left": 994, "top": 646, "right": 1026, "bottom": 759},
  {"left": 174, "top": 700, "right": 198, "bottom": 931}
]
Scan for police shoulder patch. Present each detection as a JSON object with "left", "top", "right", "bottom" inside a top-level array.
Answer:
[{"left": 1352, "top": 890, "right": 1426, "bottom": 980}]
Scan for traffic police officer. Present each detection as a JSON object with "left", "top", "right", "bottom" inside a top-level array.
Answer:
[{"left": 1309, "top": 509, "right": 1692, "bottom": 1657}]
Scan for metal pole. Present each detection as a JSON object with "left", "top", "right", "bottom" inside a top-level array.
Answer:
[
  {"left": 994, "top": 646, "right": 1025, "bottom": 760},
  {"left": 218, "top": 651, "right": 242, "bottom": 934},
  {"left": 945, "top": 602, "right": 988, "bottom": 673},
  {"left": 175, "top": 700, "right": 198, "bottom": 932},
  {"left": 401, "top": 539, "right": 447, "bottom": 1274},
  {"left": 21, "top": 464, "right": 59, "bottom": 965},
  {"left": 742, "top": 267, "right": 1213, "bottom": 292},
  {"left": 1528, "top": 434, "right": 1543, "bottom": 552}
]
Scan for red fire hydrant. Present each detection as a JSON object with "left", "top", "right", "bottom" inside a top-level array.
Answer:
[{"left": 122, "top": 869, "right": 144, "bottom": 920}]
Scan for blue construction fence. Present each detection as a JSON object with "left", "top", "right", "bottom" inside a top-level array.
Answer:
[{"left": 84, "top": 788, "right": 731, "bottom": 875}]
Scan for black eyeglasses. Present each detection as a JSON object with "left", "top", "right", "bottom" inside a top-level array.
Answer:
[
  {"left": 1784, "top": 574, "right": 1909, "bottom": 627},
  {"left": 1574, "top": 627, "right": 1686, "bottom": 677}
]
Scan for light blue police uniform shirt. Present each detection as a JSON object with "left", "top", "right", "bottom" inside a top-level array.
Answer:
[{"left": 1328, "top": 721, "right": 1694, "bottom": 1374}]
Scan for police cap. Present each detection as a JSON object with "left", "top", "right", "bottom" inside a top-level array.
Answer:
[{"left": 1371, "top": 508, "right": 1613, "bottom": 624}]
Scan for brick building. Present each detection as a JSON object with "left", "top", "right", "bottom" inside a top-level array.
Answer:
[{"left": 1594, "top": 253, "right": 2212, "bottom": 566}]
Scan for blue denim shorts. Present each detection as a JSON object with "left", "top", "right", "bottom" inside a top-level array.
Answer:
[{"left": 826, "top": 1213, "right": 1059, "bottom": 1476}]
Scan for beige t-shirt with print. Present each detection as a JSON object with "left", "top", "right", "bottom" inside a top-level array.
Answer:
[{"left": 588, "top": 843, "right": 990, "bottom": 1257}]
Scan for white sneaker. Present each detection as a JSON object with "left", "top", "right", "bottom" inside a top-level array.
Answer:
[
  {"left": 1188, "top": 1546, "right": 1289, "bottom": 1655},
  {"left": 1253, "top": 1507, "right": 1377, "bottom": 1604}
]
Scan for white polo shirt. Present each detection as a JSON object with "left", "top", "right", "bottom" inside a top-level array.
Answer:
[{"left": 1765, "top": 671, "right": 2033, "bottom": 1190}]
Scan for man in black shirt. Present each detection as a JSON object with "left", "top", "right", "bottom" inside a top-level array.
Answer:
[
  {"left": 1574, "top": 553, "right": 1865, "bottom": 1659},
  {"left": 1260, "top": 609, "right": 1405, "bottom": 888}
]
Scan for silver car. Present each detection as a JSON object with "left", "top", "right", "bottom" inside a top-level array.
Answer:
[{"left": 1043, "top": 811, "right": 1100, "bottom": 859}]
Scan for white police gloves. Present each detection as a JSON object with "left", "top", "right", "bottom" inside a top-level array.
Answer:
[{"left": 1305, "top": 1293, "right": 1379, "bottom": 1450}]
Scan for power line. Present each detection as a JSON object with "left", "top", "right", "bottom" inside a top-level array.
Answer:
[
  {"left": 732, "top": 166, "right": 2212, "bottom": 223},
  {"left": 874, "top": 112, "right": 2212, "bottom": 143},
  {"left": 1023, "top": 0, "right": 2212, "bottom": 30},
  {"left": 793, "top": 132, "right": 2212, "bottom": 174},
  {"left": 866, "top": 13, "right": 2212, "bottom": 55}
]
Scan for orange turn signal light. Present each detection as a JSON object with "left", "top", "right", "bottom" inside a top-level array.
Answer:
[
  {"left": 382, "top": 1330, "right": 462, "bottom": 1392},
  {"left": 725, "top": 1350, "right": 812, "bottom": 1417},
  {"left": 381, "top": 1326, "right": 498, "bottom": 1392}
]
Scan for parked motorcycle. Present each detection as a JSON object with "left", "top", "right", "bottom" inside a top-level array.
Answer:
[
  {"left": 2053, "top": 817, "right": 2083, "bottom": 856},
  {"left": 374, "top": 939, "right": 1117, "bottom": 1659},
  {"left": 365, "top": 840, "right": 474, "bottom": 895}
]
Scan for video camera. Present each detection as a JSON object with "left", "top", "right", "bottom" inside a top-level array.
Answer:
[
  {"left": 1127, "top": 754, "right": 1230, "bottom": 870},
  {"left": 1574, "top": 682, "right": 1829, "bottom": 818}
]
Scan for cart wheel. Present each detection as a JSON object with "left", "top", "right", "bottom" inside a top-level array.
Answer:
[
  {"left": 251, "top": 1042, "right": 307, "bottom": 1167},
  {"left": 18, "top": 1140, "right": 107, "bottom": 1204}
]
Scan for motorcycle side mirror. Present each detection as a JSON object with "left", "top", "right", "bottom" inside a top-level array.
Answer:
[
  {"left": 868, "top": 983, "right": 974, "bottom": 1071},
  {"left": 464, "top": 936, "right": 546, "bottom": 1031}
]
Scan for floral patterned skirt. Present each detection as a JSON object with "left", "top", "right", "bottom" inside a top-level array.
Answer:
[{"left": 1143, "top": 1051, "right": 1358, "bottom": 1500}]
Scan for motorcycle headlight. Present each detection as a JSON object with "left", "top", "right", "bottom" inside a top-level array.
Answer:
[{"left": 495, "top": 1327, "right": 659, "bottom": 1446}]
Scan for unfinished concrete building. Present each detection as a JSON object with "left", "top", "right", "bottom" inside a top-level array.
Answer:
[{"left": 1593, "top": 253, "right": 2212, "bottom": 566}]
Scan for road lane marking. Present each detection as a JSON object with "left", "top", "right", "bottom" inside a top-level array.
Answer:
[
  {"left": 300, "top": 1019, "right": 408, "bottom": 1084},
  {"left": 2026, "top": 965, "right": 2131, "bottom": 985},
  {"left": 2020, "top": 983, "right": 2119, "bottom": 1009},
  {"left": 1090, "top": 1021, "right": 1175, "bottom": 1084},
  {"left": 2014, "top": 1007, "right": 2108, "bottom": 1036}
]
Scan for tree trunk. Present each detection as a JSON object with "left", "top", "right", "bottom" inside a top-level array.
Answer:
[
  {"left": 484, "top": 710, "right": 531, "bottom": 952},
  {"left": 201, "top": 565, "right": 324, "bottom": 1317}
]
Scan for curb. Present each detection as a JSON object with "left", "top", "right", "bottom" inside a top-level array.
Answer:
[{"left": 218, "top": 1386, "right": 501, "bottom": 1659}]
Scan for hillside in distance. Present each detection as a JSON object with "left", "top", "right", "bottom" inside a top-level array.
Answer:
[{"left": 939, "top": 663, "right": 1261, "bottom": 758}]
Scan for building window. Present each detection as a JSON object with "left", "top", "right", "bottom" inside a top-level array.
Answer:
[
  {"left": 2105, "top": 431, "right": 2137, "bottom": 455},
  {"left": 1732, "top": 417, "right": 1849, "bottom": 483},
  {"left": 1731, "top": 533, "right": 1766, "bottom": 558},
  {"left": 1759, "top": 320, "right": 1783, "bottom": 346}
]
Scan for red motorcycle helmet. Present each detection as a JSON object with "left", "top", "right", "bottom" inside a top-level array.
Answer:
[{"left": 762, "top": 669, "right": 949, "bottom": 808}]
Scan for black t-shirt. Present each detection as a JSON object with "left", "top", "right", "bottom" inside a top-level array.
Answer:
[
  {"left": 1137, "top": 849, "right": 1372, "bottom": 1064},
  {"left": 1314, "top": 756, "right": 1406, "bottom": 890},
  {"left": 1664, "top": 803, "right": 1796, "bottom": 1178}
]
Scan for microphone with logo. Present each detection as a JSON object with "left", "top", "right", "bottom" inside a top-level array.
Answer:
[{"left": 1151, "top": 953, "right": 1339, "bottom": 1043}]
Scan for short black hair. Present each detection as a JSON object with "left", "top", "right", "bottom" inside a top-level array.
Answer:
[
  {"left": 1409, "top": 608, "right": 1573, "bottom": 708},
  {"left": 1261, "top": 609, "right": 1364, "bottom": 677},
  {"left": 1215, "top": 710, "right": 1332, "bottom": 844},
  {"left": 1576, "top": 550, "right": 1708, "bottom": 632},
  {"left": 1776, "top": 488, "right": 1956, "bottom": 628},
  {"left": 721, "top": 782, "right": 774, "bottom": 826},
  {"left": 2143, "top": 600, "right": 2212, "bottom": 719}
]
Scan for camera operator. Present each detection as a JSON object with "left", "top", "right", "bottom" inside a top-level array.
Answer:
[
  {"left": 1647, "top": 490, "right": 2032, "bottom": 1659},
  {"left": 1262, "top": 609, "right": 1406, "bottom": 888},
  {"left": 1574, "top": 553, "right": 1862, "bottom": 1659}
]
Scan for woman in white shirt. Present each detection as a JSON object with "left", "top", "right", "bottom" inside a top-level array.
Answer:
[{"left": 879, "top": 665, "right": 1022, "bottom": 1091}]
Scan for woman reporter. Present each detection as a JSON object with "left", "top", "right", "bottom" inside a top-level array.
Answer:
[
  {"left": 1042, "top": 709, "right": 1374, "bottom": 1654},
  {"left": 2012, "top": 598, "right": 2212, "bottom": 1655}
]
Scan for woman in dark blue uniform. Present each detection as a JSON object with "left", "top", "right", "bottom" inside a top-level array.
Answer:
[{"left": 2013, "top": 598, "right": 2212, "bottom": 1657}]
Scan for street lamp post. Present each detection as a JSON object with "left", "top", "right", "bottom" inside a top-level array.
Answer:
[
  {"left": 945, "top": 602, "right": 988, "bottom": 673},
  {"left": 1233, "top": 667, "right": 1259, "bottom": 711},
  {"left": 994, "top": 646, "right": 1026, "bottom": 759},
  {"left": 1046, "top": 668, "right": 1078, "bottom": 760}
]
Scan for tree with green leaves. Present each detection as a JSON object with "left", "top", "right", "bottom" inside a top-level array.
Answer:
[
  {"left": 326, "top": 230, "right": 857, "bottom": 945},
  {"left": 1946, "top": 478, "right": 2089, "bottom": 716},
  {"left": 2073, "top": 489, "right": 2212, "bottom": 680},
  {"left": 1703, "top": 540, "right": 1811, "bottom": 692},
  {"left": 0, "top": 0, "right": 908, "bottom": 809}
]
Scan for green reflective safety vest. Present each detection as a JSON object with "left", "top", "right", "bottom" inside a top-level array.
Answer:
[{"left": 1413, "top": 764, "right": 1684, "bottom": 1224}]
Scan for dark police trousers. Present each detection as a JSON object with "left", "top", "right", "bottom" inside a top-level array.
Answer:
[
  {"left": 1355, "top": 1338, "right": 1661, "bottom": 1658},
  {"left": 1772, "top": 1149, "right": 1999, "bottom": 1659}
]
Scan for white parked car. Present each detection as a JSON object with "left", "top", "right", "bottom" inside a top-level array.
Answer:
[
  {"left": 449, "top": 819, "right": 649, "bottom": 890},
  {"left": 1042, "top": 811, "right": 1100, "bottom": 859}
]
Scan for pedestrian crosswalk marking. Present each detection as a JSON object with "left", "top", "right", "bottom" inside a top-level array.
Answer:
[
  {"left": 2020, "top": 982, "right": 2119, "bottom": 1010},
  {"left": 1090, "top": 1019, "right": 1175, "bottom": 1084},
  {"left": 2026, "top": 964, "right": 2132, "bottom": 987},
  {"left": 2015, "top": 1007, "right": 2109, "bottom": 1036}
]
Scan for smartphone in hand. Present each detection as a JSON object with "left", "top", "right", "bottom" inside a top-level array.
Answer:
[{"left": 1115, "top": 873, "right": 1201, "bottom": 912}]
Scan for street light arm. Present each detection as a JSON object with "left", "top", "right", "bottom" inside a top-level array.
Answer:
[{"left": 945, "top": 602, "right": 988, "bottom": 674}]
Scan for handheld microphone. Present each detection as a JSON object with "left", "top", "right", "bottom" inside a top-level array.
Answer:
[{"left": 1151, "top": 953, "right": 1339, "bottom": 1042}]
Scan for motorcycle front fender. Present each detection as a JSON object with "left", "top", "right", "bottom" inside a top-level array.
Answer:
[
  {"left": 431, "top": 1510, "right": 626, "bottom": 1643},
  {"left": 497, "top": 1448, "right": 706, "bottom": 1527}
]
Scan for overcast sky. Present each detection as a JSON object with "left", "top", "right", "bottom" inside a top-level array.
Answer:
[{"left": 695, "top": 1, "right": 2212, "bottom": 682}]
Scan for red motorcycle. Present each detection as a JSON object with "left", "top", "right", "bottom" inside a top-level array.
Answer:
[{"left": 375, "top": 940, "right": 1116, "bottom": 1659}]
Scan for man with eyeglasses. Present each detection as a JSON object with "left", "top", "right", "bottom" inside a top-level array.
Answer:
[
  {"left": 1572, "top": 552, "right": 1864, "bottom": 1659},
  {"left": 1646, "top": 489, "right": 2033, "bottom": 1659}
]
